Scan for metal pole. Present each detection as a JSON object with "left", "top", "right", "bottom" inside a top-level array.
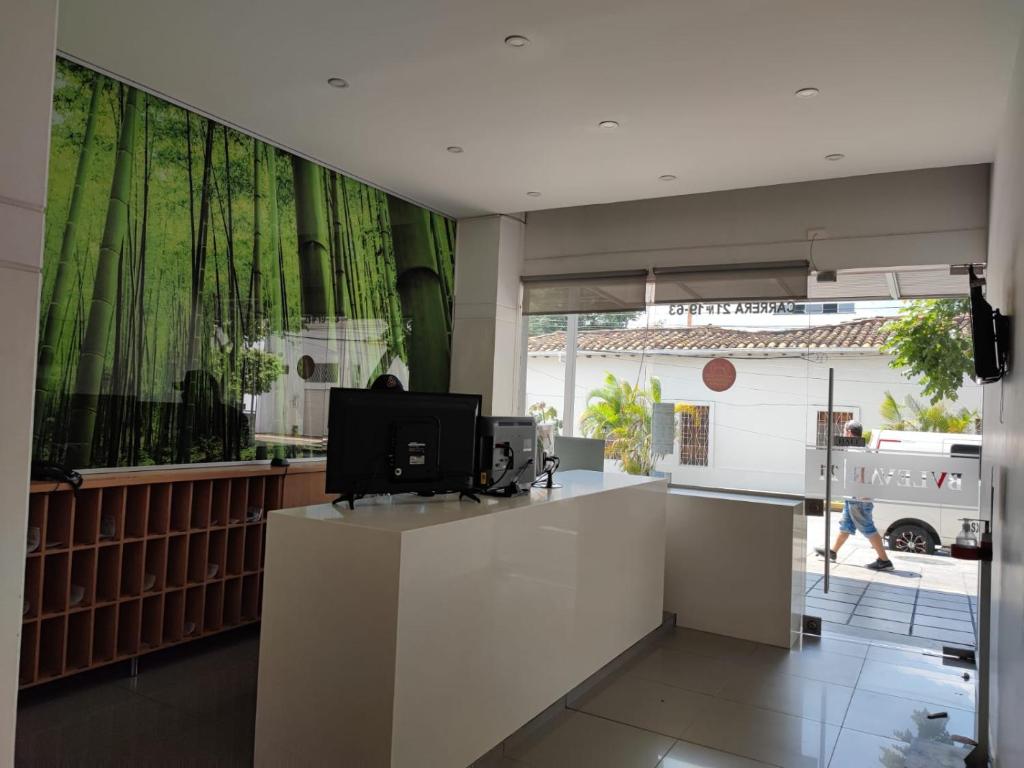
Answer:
[
  {"left": 517, "top": 312, "right": 529, "bottom": 415},
  {"left": 824, "top": 368, "right": 834, "bottom": 594},
  {"left": 562, "top": 314, "right": 578, "bottom": 436}
]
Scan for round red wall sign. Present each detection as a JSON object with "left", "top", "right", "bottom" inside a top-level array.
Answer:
[{"left": 702, "top": 358, "right": 736, "bottom": 392}]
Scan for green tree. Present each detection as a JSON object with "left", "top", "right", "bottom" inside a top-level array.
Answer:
[
  {"left": 232, "top": 348, "right": 283, "bottom": 401},
  {"left": 879, "top": 391, "right": 978, "bottom": 433},
  {"left": 881, "top": 299, "right": 973, "bottom": 404},
  {"left": 579, "top": 373, "right": 667, "bottom": 475}
]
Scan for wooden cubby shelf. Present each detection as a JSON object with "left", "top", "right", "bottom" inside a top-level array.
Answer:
[{"left": 17, "top": 460, "right": 320, "bottom": 689}]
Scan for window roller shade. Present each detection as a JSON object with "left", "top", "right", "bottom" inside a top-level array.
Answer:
[
  {"left": 521, "top": 270, "right": 648, "bottom": 315},
  {"left": 652, "top": 260, "right": 809, "bottom": 304}
]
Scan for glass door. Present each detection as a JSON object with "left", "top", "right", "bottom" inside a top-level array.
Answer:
[{"left": 802, "top": 297, "right": 983, "bottom": 652}]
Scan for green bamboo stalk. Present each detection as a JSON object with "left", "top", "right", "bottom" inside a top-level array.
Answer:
[
  {"left": 378, "top": 196, "right": 407, "bottom": 366},
  {"left": 337, "top": 177, "right": 363, "bottom": 385},
  {"left": 387, "top": 196, "right": 450, "bottom": 392},
  {"left": 355, "top": 183, "right": 379, "bottom": 382},
  {"left": 265, "top": 146, "right": 288, "bottom": 459},
  {"left": 291, "top": 157, "right": 334, "bottom": 319},
  {"left": 251, "top": 141, "right": 263, "bottom": 331},
  {"left": 175, "top": 119, "right": 216, "bottom": 464},
  {"left": 431, "top": 212, "right": 456, "bottom": 337},
  {"left": 35, "top": 76, "right": 103, "bottom": 449},
  {"left": 131, "top": 95, "right": 150, "bottom": 465},
  {"left": 291, "top": 156, "right": 338, "bottom": 419},
  {"left": 64, "top": 87, "right": 141, "bottom": 468},
  {"left": 249, "top": 140, "right": 265, "bottom": 453},
  {"left": 266, "top": 148, "right": 289, "bottom": 334},
  {"left": 329, "top": 170, "right": 345, "bottom": 318},
  {"left": 221, "top": 128, "right": 242, "bottom": 458}
]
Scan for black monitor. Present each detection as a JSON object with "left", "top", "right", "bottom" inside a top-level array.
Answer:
[
  {"left": 325, "top": 388, "right": 481, "bottom": 507},
  {"left": 969, "top": 265, "right": 1010, "bottom": 383}
]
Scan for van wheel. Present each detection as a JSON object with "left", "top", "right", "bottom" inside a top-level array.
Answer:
[{"left": 889, "top": 525, "right": 935, "bottom": 555}]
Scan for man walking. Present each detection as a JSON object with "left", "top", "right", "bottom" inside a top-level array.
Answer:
[{"left": 815, "top": 420, "right": 895, "bottom": 571}]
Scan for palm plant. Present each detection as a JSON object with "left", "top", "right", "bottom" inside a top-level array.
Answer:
[
  {"left": 879, "top": 391, "right": 978, "bottom": 434},
  {"left": 879, "top": 392, "right": 915, "bottom": 431},
  {"left": 579, "top": 373, "right": 667, "bottom": 475},
  {"left": 527, "top": 402, "right": 562, "bottom": 433}
]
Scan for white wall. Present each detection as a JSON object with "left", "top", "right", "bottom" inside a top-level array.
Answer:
[
  {"left": 983, "top": 22, "right": 1024, "bottom": 767},
  {"left": 0, "top": 0, "right": 58, "bottom": 761},
  {"left": 527, "top": 351, "right": 982, "bottom": 495},
  {"left": 523, "top": 165, "right": 989, "bottom": 277}
]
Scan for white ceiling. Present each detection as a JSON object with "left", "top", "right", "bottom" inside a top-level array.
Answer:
[{"left": 57, "top": 0, "right": 1024, "bottom": 218}]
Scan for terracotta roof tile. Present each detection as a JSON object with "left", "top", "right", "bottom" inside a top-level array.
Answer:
[{"left": 527, "top": 316, "right": 931, "bottom": 354}]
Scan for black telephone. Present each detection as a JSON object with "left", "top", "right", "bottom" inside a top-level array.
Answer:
[{"left": 30, "top": 461, "right": 83, "bottom": 489}]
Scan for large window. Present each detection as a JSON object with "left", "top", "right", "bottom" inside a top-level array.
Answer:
[{"left": 523, "top": 297, "right": 982, "bottom": 496}]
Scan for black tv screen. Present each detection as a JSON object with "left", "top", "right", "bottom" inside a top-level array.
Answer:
[
  {"left": 969, "top": 274, "right": 1009, "bottom": 383},
  {"left": 325, "top": 388, "right": 481, "bottom": 504}
]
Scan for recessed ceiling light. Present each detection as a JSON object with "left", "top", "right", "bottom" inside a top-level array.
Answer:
[
  {"left": 526, "top": 191, "right": 542, "bottom": 197},
  {"left": 327, "top": 77, "right": 349, "bottom": 89},
  {"left": 504, "top": 34, "right": 530, "bottom": 47},
  {"left": 794, "top": 87, "right": 820, "bottom": 98},
  {"left": 825, "top": 153, "right": 845, "bottom": 161},
  {"left": 446, "top": 146, "right": 464, "bottom": 154},
  {"left": 658, "top": 174, "right": 677, "bottom": 181},
  {"left": 598, "top": 120, "right": 620, "bottom": 129}
]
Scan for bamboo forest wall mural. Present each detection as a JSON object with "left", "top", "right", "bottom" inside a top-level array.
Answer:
[{"left": 34, "top": 58, "right": 457, "bottom": 469}]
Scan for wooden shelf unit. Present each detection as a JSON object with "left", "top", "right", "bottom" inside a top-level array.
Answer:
[{"left": 20, "top": 461, "right": 331, "bottom": 688}]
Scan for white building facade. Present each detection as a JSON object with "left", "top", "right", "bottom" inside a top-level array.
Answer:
[{"left": 525, "top": 318, "right": 982, "bottom": 495}]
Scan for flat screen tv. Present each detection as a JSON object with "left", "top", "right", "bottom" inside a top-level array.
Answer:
[
  {"left": 325, "top": 388, "right": 481, "bottom": 507},
  {"left": 969, "top": 266, "right": 1010, "bottom": 383}
]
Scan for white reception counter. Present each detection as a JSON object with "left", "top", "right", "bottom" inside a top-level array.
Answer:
[
  {"left": 664, "top": 487, "right": 805, "bottom": 648},
  {"left": 254, "top": 470, "right": 667, "bottom": 768}
]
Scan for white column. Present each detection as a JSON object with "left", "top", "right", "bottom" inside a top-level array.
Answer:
[
  {"left": 0, "top": 0, "right": 57, "bottom": 760},
  {"left": 449, "top": 214, "right": 524, "bottom": 415}
]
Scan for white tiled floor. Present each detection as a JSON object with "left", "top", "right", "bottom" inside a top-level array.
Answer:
[
  {"left": 489, "top": 626, "right": 977, "bottom": 768},
  {"left": 504, "top": 710, "right": 675, "bottom": 768},
  {"left": 485, "top": 515, "right": 980, "bottom": 768}
]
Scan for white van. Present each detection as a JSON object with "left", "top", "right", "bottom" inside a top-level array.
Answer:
[{"left": 866, "top": 430, "right": 983, "bottom": 554}]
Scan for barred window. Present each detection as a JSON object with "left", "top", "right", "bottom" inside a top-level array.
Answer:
[
  {"left": 308, "top": 362, "right": 340, "bottom": 384},
  {"left": 678, "top": 405, "right": 711, "bottom": 466},
  {"left": 816, "top": 410, "right": 854, "bottom": 447}
]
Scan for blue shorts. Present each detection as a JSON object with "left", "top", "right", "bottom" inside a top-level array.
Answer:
[{"left": 839, "top": 499, "right": 877, "bottom": 536}]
